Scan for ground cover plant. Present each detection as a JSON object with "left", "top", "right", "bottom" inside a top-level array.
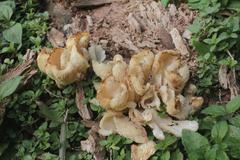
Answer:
[{"left": 0, "top": 0, "right": 240, "bottom": 160}]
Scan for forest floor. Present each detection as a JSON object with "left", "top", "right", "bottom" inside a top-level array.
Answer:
[{"left": 1, "top": 0, "right": 240, "bottom": 160}]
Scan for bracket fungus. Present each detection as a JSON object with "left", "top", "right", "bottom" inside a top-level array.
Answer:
[{"left": 37, "top": 32, "right": 90, "bottom": 88}]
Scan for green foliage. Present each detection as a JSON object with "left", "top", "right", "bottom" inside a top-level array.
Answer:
[
  {"left": 3, "top": 23, "right": 22, "bottom": 44},
  {"left": 188, "top": 0, "right": 240, "bottom": 89},
  {"left": 151, "top": 134, "right": 183, "bottom": 160},
  {"left": 160, "top": 0, "right": 170, "bottom": 7},
  {"left": 100, "top": 134, "right": 132, "bottom": 160},
  {"left": 182, "top": 97, "right": 240, "bottom": 160},
  {"left": 0, "top": 76, "right": 22, "bottom": 100}
]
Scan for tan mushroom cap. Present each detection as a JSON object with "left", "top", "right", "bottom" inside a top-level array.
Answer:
[
  {"left": 37, "top": 32, "right": 90, "bottom": 88},
  {"left": 99, "top": 111, "right": 148, "bottom": 143}
]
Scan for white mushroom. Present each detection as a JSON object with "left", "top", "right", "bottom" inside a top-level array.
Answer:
[
  {"left": 142, "top": 109, "right": 199, "bottom": 139},
  {"left": 131, "top": 141, "right": 156, "bottom": 160}
]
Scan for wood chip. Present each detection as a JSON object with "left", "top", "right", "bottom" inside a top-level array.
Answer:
[
  {"left": 170, "top": 28, "right": 189, "bottom": 56},
  {"left": 76, "top": 86, "right": 92, "bottom": 120}
]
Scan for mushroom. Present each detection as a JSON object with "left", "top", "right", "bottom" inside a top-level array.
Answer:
[
  {"left": 37, "top": 32, "right": 90, "bottom": 88},
  {"left": 129, "top": 50, "right": 154, "bottom": 96},
  {"left": 140, "top": 86, "right": 161, "bottom": 110},
  {"left": 142, "top": 109, "right": 199, "bottom": 139},
  {"left": 99, "top": 111, "right": 148, "bottom": 143},
  {"left": 131, "top": 141, "right": 156, "bottom": 160},
  {"left": 152, "top": 50, "right": 189, "bottom": 93}
]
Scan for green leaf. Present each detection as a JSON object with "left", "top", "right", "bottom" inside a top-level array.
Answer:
[
  {"left": 0, "top": 76, "right": 22, "bottom": 100},
  {"left": 224, "top": 125, "right": 240, "bottom": 158},
  {"left": 211, "top": 121, "right": 228, "bottom": 142},
  {"left": 3, "top": 23, "right": 22, "bottom": 44},
  {"left": 0, "top": 5, "right": 13, "bottom": 20},
  {"left": 188, "top": 18, "right": 201, "bottom": 33},
  {"left": 170, "top": 150, "right": 183, "bottom": 160},
  {"left": 201, "top": 104, "right": 226, "bottom": 117},
  {"left": 39, "top": 105, "right": 63, "bottom": 122},
  {"left": 227, "top": 0, "right": 240, "bottom": 11},
  {"left": 226, "top": 96, "right": 240, "bottom": 113},
  {"left": 156, "top": 134, "right": 177, "bottom": 150},
  {"left": 216, "top": 150, "right": 229, "bottom": 160},
  {"left": 229, "top": 115, "right": 240, "bottom": 128},
  {"left": 161, "top": 0, "right": 170, "bottom": 7},
  {"left": 161, "top": 151, "right": 170, "bottom": 160},
  {"left": 192, "top": 40, "right": 210, "bottom": 55},
  {"left": 0, "top": 1, "right": 15, "bottom": 10},
  {"left": 205, "top": 147, "right": 217, "bottom": 160},
  {"left": 182, "top": 130, "right": 210, "bottom": 160}
]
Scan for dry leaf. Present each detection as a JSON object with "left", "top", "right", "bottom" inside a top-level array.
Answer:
[
  {"left": 1, "top": 49, "right": 34, "bottom": 82},
  {"left": 219, "top": 65, "right": 228, "bottom": 89},
  {"left": 81, "top": 130, "right": 105, "bottom": 160},
  {"left": 131, "top": 141, "right": 156, "bottom": 160},
  {"left": 47, "top": 28, "right": 65, "bottom": 48},
  {"left": 76, "top": 86, "right": 92, "bottom": 120}
]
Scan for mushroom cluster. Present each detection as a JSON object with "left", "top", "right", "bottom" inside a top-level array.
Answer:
[
  {"left": 37, "top": 32, "right": 90, "bottom": 88},
  {"left": 37, "top": 32, "right": 203, "bottom": 160},
  {"left": 93, "top": 50, "right": 203, "bottom": 147}
]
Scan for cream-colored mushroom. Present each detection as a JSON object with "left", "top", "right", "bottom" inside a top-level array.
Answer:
[
  {"left": 37, "top": 32, "right": 90, "bottom": 88},
  {"left": 140, "top": 86, "right": 161, "bottom": 110},
  {"left": 99, "top": 111, "right": 148, "bottom": 143},
  {"left": 131, "top": 141, "right": 156, "bottom": 160},
  {"left": 142, "top": 109, "right": 199, "bottom": 139},
  {"left": 96, "top": 76, "right": 130, "bottom": 111},
  {"left": 129, "top": 50, "right": 154, "bottom": 96},
  {"left": 152, "top": 50, "right": 189, "bottom": 93},
  {"left": 169, "top": 84, "right": 204, "bottom": 119}
]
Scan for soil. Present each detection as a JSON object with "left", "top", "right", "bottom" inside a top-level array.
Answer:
[{"left": 46, "top": 0, "right": 196, "bottom": 58}]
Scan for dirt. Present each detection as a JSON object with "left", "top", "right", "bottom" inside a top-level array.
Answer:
[{"left": 46, "top": 0, "right": 195, "bottom": 58}]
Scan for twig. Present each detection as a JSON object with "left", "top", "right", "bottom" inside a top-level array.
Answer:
[{"left": 59, "top": 109, "right": 69, "bottom": 160}]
